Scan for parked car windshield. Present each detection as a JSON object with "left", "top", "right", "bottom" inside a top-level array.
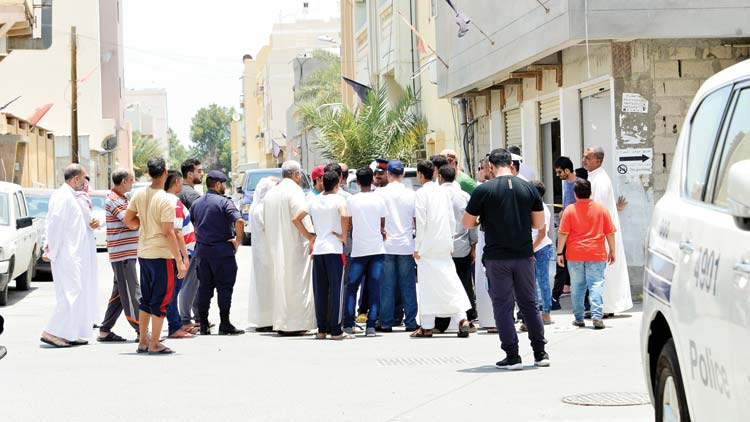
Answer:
[
  {"left": 90, "top": 196, "right": 106, "bottom": 211},
  {"left": 0, "top": 193, "right": 8, "bottom": 225},
  {"left": 25, "top": 194, "right": 51, "bottom": 218},
  {"left": 244, "top": 170, "right": 311, "bottom": 191}
]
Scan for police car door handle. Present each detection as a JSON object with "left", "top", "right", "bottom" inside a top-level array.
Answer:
[
  {"left": 679, "top": 240, "right": 695, "bottom": 254},
  {"left": 735, "top": 260, "right": 750, "bottom": 275}
]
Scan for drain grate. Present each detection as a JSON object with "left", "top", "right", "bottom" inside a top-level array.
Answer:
[
  {"left": 562, "top": 392, "right": 651, "bottom": 407},
  {"left": 377, "top": 356, "right": 466, "bottom": 367}
]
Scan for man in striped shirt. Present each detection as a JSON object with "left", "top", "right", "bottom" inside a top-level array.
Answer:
[{"left": 98, "top": 169, "right": 141, "bottom": 342}]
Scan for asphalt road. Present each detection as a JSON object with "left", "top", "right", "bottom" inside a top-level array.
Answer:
[{"left": 0, "top": 246, "right": 652, "bottom": 422}]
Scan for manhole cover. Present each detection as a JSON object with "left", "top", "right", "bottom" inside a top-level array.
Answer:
[
  {"left": 377, "top": 356, "right": 466, "bottom": 367},
  {"left": 562, "top": 392, "right": 650, "bottom": 407}
]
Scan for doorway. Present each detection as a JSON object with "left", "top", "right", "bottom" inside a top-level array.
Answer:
[{"left": 540, "top": 120, "right": 562, "bottom": 212}]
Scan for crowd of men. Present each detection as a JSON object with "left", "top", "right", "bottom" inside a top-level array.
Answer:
[{"left": 35, "top": 145, "right": 632, "bottom": 368}]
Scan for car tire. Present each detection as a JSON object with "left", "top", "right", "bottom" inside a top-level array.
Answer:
[
  {"left": 0, "top": 283, "right": 7, "bottom": 306},
  {"left": 654, "top": 338, "right": 691, "bottom": 422},
  {"left": 15, "top": 259, "right": 33, "bottom": 291},
  {"left": 242, "top": 233, "right": 251, "bottom": 246}
]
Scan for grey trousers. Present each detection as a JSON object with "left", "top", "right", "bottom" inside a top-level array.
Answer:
[
  {"left": 484, "top": 257, "right": 546, "bottom": 357},
  {"left": 101, "top": 259, "right": 141, "bottom": 333},
  {"left": 178, "top": 255, "right": 201, "bottom": 325}
]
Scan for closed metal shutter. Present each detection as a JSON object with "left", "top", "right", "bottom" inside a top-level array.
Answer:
[
  {"left": 579, "top": 80, "right": 611, "bottom": 99},
  {"left": 539, "top": 96, "right": 560, "bottom": 124},
  {"left": 504, "top": 108, "right": 521, "bottom": 147}
]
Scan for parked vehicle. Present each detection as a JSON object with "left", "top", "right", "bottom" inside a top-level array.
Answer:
[
  {"left": 23, "top": 188, "right": 53, "bottom": 275},
  {"left": 641, "top": 59, "right": 750, "bottom": 421},
  {"left": 0, "top": 182, "right": 42, "bottom": 305},
  {"left": 89, "top": 190, "right": 108, "bottom": 250},
  {"left": 345, "top": 167, "right": 422, "bottom": 193},
  {"left": 237, "top": 168, "right": 312, "bottom": 246}
]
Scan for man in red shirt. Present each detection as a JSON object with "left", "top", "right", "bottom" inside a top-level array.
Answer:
[{"left": 556, "top": 179, "right": 616, "bottom": 329}]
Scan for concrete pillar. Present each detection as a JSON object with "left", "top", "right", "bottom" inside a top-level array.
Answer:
[
  {"left": 521, "top": 100, "right": 540, "bottom": 176},
  {"left": 489, "top": 90, "right": 503, "bottom": 151},
  {"left": 559, "top": 86, "right": 582, "bottom": 164}
]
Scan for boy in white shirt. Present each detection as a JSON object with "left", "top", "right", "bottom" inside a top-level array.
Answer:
[
  {"left": 292, "top": 171, "right": 352, "bottom": 340},
  {"left": 531, "top": 181, "right": 554, "bottom": 325}
]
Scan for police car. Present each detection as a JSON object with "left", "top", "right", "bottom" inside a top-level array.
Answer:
[{"left": 642, "top": 59, "right": 750, "bottom": 421}]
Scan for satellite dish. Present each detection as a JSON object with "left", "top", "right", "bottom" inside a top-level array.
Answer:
[{"left": 232, "top": 112, "right": 242, "bottom": 122}]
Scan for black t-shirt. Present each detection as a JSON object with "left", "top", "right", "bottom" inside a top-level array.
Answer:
[{"left": 465, "top": 175, "right": 544, "bottom": 260}]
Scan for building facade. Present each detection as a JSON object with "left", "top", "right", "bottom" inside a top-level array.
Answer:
[
  {"left": 0, "top": 0, "right": 129, "bottom": 189},
  {"left": 434, "top": 0, "right": 750, "bottom": 292},
  {"left": 123, "top": 88, "right": 170, "bottom": 160}
]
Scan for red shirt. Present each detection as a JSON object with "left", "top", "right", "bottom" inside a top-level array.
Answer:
[{"left": 558, "top": 199, "right": 616, "bottom": 262}]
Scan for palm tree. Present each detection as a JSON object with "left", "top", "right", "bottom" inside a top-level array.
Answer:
[
  {"left": 132, "top": 131, "right": 162, "bottom": 179},
  {"left": 297, "top": 86, "right": 426, "bottom": 168}
]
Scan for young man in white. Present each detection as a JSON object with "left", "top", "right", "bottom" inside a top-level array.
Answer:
[
  {"left": 292, "top": 171, "right": 352, "bottom": 340},
  {"left": 343, "top": 167, "right": 387, "bottom": 336},
  {"left": 412, "top": 160, "right": 471, "bottom": 338}
]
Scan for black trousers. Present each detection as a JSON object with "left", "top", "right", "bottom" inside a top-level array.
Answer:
[
  {"left": 552, "top": 246, "right": 570, "bottom": 302},
  {"left": 196, "top": 256, "right": 238, "bottom": 314},
  {"left": 434, "top": 254, "right": 476, "bottom": 332}
]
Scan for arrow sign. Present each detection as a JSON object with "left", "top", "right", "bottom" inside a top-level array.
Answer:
[{"left": 619, "top": 154, "right": 650, "bottom": 162}]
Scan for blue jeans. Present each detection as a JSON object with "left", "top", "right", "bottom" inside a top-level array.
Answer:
[
  {"left": 166, "top": 275, "right": 184, "bottom": 335},
  {"left": 344, "top": 255, "right": 384, "bottom": 329},
  {"left": 534, "top": 245, "right": 553, "bottom": 313},
  {"left": 381, "top": 254, "right": 418, "bottom": 329},
  {"left": 567, "top": 261, "right": 606, "bottom": 321}
]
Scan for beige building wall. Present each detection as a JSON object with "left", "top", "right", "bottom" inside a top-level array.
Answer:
[
  {"left": 0, "top": 0, "right": 125, "bottom": 188},
  {"left": 123, "top": 88, "right": 169, "bottom": 160}
]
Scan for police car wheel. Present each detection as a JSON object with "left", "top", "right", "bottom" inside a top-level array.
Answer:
[{"left": 654, "top": 339, "right": 691, "bottom": 422}]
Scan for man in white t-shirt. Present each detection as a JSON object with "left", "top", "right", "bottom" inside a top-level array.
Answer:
[
  {"left": 375, "top": 160, "right": 418, "bottom": 332},
  {"left": 343, "top": 167, "right": 386, "bottom": 336},
  {"left": 292, "top": 171, "right": 352, "bottom": 340},
  {"left": 530, "top": 180, "right": 554, "bottom": 325}
]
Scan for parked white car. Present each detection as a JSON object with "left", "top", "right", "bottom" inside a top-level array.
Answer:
[
  {"left": 641, "top": 59, "right": 750, "bottom": 421},
  {"left": 0, "top": 182, "right": 42, "bottom": 305}
]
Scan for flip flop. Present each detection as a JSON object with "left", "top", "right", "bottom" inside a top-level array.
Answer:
[
  {"left": 136, "top": 347, "right": 148, "bottom": 354},
  {"left": 148, "top": 347, "right": 175, "bottom": 355},
  {"left": 97, "top": 332, "right": 127, "bottom": 342},
  {"left": 329, "top": 333, "right": 354, "bottom": 340},
  {"left": 68, "top": 339, "right": 88, "bottom": 346},
  {"left": 40, "top": 337, "right": 71, "bottom": 348},
  {"left": 410, "top": 328, "right": 433, "bottom": 338}
]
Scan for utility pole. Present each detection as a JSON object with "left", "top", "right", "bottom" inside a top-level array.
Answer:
[{"left": 70, "top": 26, "right": 79, "bottom": 163}]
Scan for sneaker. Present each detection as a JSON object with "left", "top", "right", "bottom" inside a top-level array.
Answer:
[
  {"left": 375, "top": 326, "right": 392, "bottom": 333},
  {"left": 550, "top": 299, "right": 562, "bottom": 311},
  {"left": 593, "top": 319, "right": 606, "bottom": 329},
  {"left": 584, "top": 311, "right": 592, "bottom": 320},
  {"left": 355, "top": 314, "right": 368, "bottom": 324},
  {"left": 365, "top": 327, "right": 376, "bottom": 337},
  {"left": 534, "top": 351, "right": 550, "bottom": 367},
  {"left": 495, "top": 355, "right": 523, "bottom": 370},
  {"left": 572, "top": 320, "right": 585, "bottom": 328}
]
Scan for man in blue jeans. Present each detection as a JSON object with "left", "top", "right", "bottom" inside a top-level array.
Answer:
[
  {"left": 344, "top": 168, "right": 387, "bottom": 336},
  {"left": 556, "top": 179, "right": 616, "bottom": 329},
  {"left": 376, "top": 160, "right": 418, "bottom": 332}
]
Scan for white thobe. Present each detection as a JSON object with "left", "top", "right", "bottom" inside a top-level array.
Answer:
[
  {"left": 588, "top": 167, "right": 633, "bottom": 313},
  {"left": 248, "top": 202, "right": 274, "bottom": 327},
  {"left": 414, "top": 182, "right": 471, "bottom": 318},
  {"left": 474, "top": 231, "right": 495, "bottom": 328},
  {"left": 263, "top": 178, "right": 316, "bottom": 332},
  {"left": 44, "top": 184, "right": 98, "bottom": 340}
]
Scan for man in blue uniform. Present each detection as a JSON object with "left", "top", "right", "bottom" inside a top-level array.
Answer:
[{"left": 190, "top": 170, "right": 245, "bottom": 335}]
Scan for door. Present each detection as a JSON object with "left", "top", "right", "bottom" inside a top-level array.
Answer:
[
  {"left": 581, "top": 84, "right": 615, "bottom": 178},
  {"left": 670, "top": 85, "right": 735, "bottom": 420},
  {"left": 12, "top": 192, "right": 31, "bottom": 277},
  {"left": 707, "top": 83, "right": 750, "bottom": 418},
  {"left": 504, "top": 108, "right": 521, "bottom": 148}
]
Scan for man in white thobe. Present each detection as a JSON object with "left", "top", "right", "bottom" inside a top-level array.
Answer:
[
  {"left": 248, "top": 177, "right": 278, "bottom": 331},
  {"left": 263, "top": 161, "right": 316, "bottom": 334},
  {"left": 583, "top": 147, "right": 633, "bottom": 314},
  {"left": 411, "top": 160, "right": 471, "bottom": 338},
  {"left": 40, "top": 164, "right": 99, "bottom": 347}
]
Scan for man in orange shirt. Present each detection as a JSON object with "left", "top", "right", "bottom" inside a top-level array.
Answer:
[{"left": 556, "top": 179, "right": 616, "bottom": 330}]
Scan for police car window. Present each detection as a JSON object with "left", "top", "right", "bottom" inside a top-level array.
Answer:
[
  {"left": 714, "top": 88, "right": 750, "bottom": 208},
  {"left": 685, "top": 86, "right": 731, "bottom": 201}
]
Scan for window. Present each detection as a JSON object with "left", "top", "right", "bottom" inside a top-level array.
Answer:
[
  {"left": 13, "top": 193, "right": 22, "bottom": 220},
  {"left": 17, "top": 192, "right": 28, "bottom": 217},
  {"left": 684, "top": 86, "right": 731, "bottom": 201},
  {"left": 714, "top": 88, "right": 750, "bottom": 208},
  {"left": 0, "top": 193, "right": 9, "bottom": 225}
]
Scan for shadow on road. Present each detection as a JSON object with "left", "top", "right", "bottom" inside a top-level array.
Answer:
[
  {"left": 457, "top": 365, "right": 540, "bottom": 374},
  {"left": 33, "top": 271, "right": 53, "bottom": 282},
  {"left": 6, "top": 286, "right": 39, "bottom": 306}
]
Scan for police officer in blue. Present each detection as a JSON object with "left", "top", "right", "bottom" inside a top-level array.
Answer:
[{"left": 190, "top": 170, "right": 245, "bottom": 335}]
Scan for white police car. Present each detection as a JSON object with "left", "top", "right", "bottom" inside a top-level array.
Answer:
[{"left": 642, "top": 59, "right": 750, "bottom": 421}]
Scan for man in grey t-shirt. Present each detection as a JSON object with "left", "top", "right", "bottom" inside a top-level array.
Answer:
[{"left": 176, "top": 158, "right": 203, "bottom": 330}]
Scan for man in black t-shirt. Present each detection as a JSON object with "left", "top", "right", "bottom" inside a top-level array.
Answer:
[{"left": 463, "top": 148, "right": 549, "bottom": 370}]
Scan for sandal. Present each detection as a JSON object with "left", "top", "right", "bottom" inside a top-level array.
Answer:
[
  {"left": 67, "top": 339, "right": 88, "bottom": 346},
  {"left": 168, "top": 330, "right": 194, "bottom": 339},
  {"left": 458, "top": 320, "right": 470, "bottom": 338},
  {"left": 315, "top": 333, "right": 327, "bottom": 339},
  {"left": 136, "top": 346, "right": 148, "bottom": 354},
  {"left": 98, "top": 332, "right": 127, "bottom": 342},
  {"left": 410, "top": 328, "right": 432, "bottom": 338},
  {"left": 329, "top": 333, "right": 354, "bottom": 340},
  {"left": 40, "top": 336, "right": 71, "bottom": 348},
  {"left": 148, "top": 347, "right": 175, "bottom": 355},
  {"left": 487, "top": 328, "right": 498, "bottom": 334}
]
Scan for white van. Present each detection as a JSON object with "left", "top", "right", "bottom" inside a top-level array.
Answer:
[{"left": 641, "top": 59, "right": 750, "bottom": 421}]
